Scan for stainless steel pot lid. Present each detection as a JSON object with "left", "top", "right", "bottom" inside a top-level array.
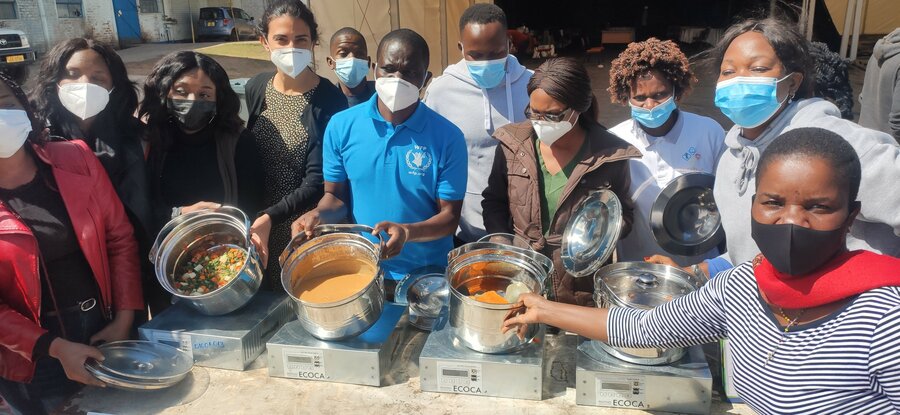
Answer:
[
  {"left": 650, "top": 173, "right": 724, "bottom": 257},
  {"left": 394, "top": 265, "right": 445, "bottom": 305},
  {"left": 561, "top": 189, "right": 623, "bottom": 278},
  {"left": 86, "top": 341, "right": 193, "bottom": 381},
  {"left": 594, "top": 262, "right": 703, "bottom": 309},
  {"left": 406, "top": 274, "right": 449, "bottom": 325}
]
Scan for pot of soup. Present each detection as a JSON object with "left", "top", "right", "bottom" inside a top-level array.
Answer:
[
  {"left": 447, "top": 241, "right": 553, "bottom": 354},
  {"left": 279, "top": 224, "right": 385, "bottom": 341},
  {"left": 150, "top": 207, "right": 263, "bottom": 316},
  {"left": 593, "top": 262, "right": 705, "bottom": 365}
]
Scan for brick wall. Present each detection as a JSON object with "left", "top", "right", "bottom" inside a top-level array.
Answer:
[{"left": 0, "top": 0, "right": 120, "bottom": 53}]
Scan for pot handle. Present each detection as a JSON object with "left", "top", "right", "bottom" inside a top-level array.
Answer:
[
  {"left": 149, "top": 205, "right": 250, "bottom": 264},
  {"left": 279, "top": 232, "right": 312, "bottom": 267},
  {"left": 315, "top": 224, "right": 387, "bottom": 259}
]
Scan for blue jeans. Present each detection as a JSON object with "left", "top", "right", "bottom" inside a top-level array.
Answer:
[{"left": 0, "top": 306, "right": 105, "bottom": 415}]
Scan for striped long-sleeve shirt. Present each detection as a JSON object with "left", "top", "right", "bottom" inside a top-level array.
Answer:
[{"left": 607, "top": 261, "right": 900, "bottom": 415}]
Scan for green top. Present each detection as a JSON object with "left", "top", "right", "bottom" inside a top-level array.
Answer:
[{"left": 536, "top": 139, "right": 586, "bottom": 235}]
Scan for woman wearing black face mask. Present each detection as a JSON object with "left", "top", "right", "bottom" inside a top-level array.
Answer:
[
  {"left": 503, "top": 127, "right": 900, "bottom": 414},
  {"left": 140, "top": 52, "right": 264, "bottom": 307}
]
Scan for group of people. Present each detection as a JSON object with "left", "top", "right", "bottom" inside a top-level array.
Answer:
[{"left": 0, "top": 1, "right": 897, "bottom": 414}]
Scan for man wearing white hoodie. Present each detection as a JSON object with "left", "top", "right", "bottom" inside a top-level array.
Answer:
[{"left": 424, "top": 4, "right": 532, "bottom": 244}]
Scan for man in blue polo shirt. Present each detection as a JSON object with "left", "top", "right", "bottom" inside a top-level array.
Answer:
[{"left": 293, "top": 29, "right": 468, "bottom": 285}]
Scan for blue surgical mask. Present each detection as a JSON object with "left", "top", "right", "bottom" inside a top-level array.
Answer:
[
  {"left": 465, "top": 54, "right": 508, "bottom": 89},
  {"left": 334, "top": 57, "right": 370, "bottom": 88},
  {"left": 714, "top": 75, "right": 792, "bottom": 128},
  {"left": 630, "top": 96, "right": 676, "bottom": 129}
]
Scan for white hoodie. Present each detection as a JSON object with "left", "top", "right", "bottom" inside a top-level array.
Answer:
[
  {"left": 424, "top": 55, "right": 533, "bottom": 242},
  {"left": 714, "top": 98, "right": 900, "bottom": 266}
]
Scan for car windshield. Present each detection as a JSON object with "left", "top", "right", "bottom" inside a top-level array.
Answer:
[{"left": 199, "top": 9, "right": 224, "bottom": 20}]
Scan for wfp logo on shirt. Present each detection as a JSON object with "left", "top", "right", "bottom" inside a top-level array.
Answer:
[
  {"left": 406, "top": 145, "right": 433, "bottom": 177},
  {"left": 682, "top": 146, "right": 702, "bottom": 161}
]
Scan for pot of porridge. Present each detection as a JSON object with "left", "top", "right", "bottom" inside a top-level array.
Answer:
[
  {"left": 593, "top": 262, "right": 705, "bottom": 365},
  {"left": 279, "top": 224, "right": 385, "bottom": 341}
]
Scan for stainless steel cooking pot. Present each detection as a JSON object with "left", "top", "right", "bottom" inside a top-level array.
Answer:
[
  {"left": 593, "top": 262, "right": 705, "bottom": 365},
  {"left": 279, "top": 224, "right": 385, "bottom": 341},
  {"left": 447, "top": 242, "right": 553, "bottom": 354},
  {"left": 150, "top": 206, "right": 263, "bottom": 316},
  {"left": 650, "top": 173, "right": 724, "bottom": 257}
]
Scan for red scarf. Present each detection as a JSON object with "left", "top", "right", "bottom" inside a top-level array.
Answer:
[{"left": 754, "top": 250, "right": 900, "bottom": 309}]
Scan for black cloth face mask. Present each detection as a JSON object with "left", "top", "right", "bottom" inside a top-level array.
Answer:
[
  {"left": 750, "top": 218, "right": 847, "bottom": 277},
  {"left": 167, "top": 98, "right": 217, "bottom": 131}
]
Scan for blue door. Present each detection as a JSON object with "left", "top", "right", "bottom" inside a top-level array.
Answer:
[{"left": 112, "top": 0, "right": 141, "bottom": 45}]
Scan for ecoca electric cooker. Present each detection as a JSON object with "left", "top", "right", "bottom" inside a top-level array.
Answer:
[
  {"left": 266, "top": 225, "right": 408, "bottom": 387},
  {"left": 575, "top": 262, "right": 712, "bottom": 414},
  {"left": 420, "top": 190, "right": 622, "bottom": 401}
]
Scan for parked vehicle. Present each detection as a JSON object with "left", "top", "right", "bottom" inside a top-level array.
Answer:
[
  {"left": 197, "top": 7, "right": 256, "bottom": 41},
  {"left": 0, "top": 29, "right": 35, "bottom": 66}
]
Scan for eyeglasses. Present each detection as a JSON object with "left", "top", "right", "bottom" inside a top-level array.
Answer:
[{"left": 524, "top": 106, "right": 572, "bottom": 122}]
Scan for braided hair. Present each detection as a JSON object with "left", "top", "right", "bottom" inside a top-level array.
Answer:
[{"left": 809, "top": 41, "right": 854, "bottom": 120}]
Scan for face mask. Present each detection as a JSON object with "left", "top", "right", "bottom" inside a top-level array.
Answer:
[
  {"left": 714, "top": 75, "right": 792, "bottom": 128},
  {"left": 58, "top": 82, "right": 110, "bottom": 120},
  {"left": 167, "top": 98, "right": 217, "bottom": 131},
  {"left": 0, "top": 109, "right": 32, "bottom": 158},
  {"left": 270, "top": 47, "right": 312, "bottom": 78},
  {"left": 334, "top": 57, "right": 369, "bottom": 88},
  {"left": 631, "top": 96, "right": 676, "bottom": 129},
  {"left": 532, "top": 113, "right": 578, "bottom": 147},
  {"left": 465, "top": 54, "right": 508, "bottom": 89},
  {"left": 375, "top": 75, "right": 422, "bottom": 112},
  {"left": 750, "top": 218, "right": 846, "bottom": 277}
]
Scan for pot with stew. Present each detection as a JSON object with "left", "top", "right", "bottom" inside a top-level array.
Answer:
[
  {"left": 279, "top": 225, "right": 385, "bottom": 341},
  {"left": 150, "top": 207, "right": 263, "bottom": 316},
  {"left": 446, "top": 241, "right": 553, "bottom": 353}
]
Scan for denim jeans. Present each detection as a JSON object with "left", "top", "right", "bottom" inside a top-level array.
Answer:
[{"left": 0, "top": 306, "right": 105, "bottom": 415}]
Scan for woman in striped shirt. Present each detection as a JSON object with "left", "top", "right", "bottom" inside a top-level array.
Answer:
[{"left": 503, "top": 127, "right": 900, "bottom": 414}]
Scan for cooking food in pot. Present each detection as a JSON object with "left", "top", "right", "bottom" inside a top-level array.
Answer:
[
  {"left": 172, "top": 241, "right": 247, "bottom": 296},
  {"left": 467, "top": 280, "right": 531, "bottom": 305},
  {"left": 293, "top": 258, "right": 377, "bottom": 304}
]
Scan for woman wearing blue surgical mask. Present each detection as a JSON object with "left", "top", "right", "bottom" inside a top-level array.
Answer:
[
  {"left": 482, "top": 57, "right": 640, "bottom": 306},
  {"left": 606, "top": 38, "right": 727, "bottom": 269},
  {"left": 244, "top": 0, "right": 347, "bottom": 287},
  {"left": 648, "top": 18, "right": 900, "bottom": 279}
]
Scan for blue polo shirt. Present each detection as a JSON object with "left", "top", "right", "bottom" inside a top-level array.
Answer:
[{"left": 323, "top": 94, "right": 468, "bottom": 280}]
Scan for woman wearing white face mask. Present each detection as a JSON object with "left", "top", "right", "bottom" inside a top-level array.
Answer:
[
  {"left": 31, "top": 39, "right": 150, "bottom": 236},
  {"left": 0, "top": 72, "right": 143, "bottom": 414},
  {"left": 482, "top": 57, "right": 641, "bottom": 306},
  {"left": 243, "top": 0, "right": 348, "bottom": 287},
  {"left": 648, "top": 18, "right": 900, "bottom": 279}
]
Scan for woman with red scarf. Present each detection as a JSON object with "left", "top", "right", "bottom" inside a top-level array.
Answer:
[{"left": 503, "top": 127, "right": 900, "bottom": 415}]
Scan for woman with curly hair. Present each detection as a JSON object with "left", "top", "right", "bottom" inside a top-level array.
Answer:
[{"left": 607, "top": 38, "right": 726, "bottom": 268}]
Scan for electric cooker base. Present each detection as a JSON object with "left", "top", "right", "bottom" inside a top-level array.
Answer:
[
  {"left": 419, "top": 316, "right": 545, "bottom": 400},
  {"left": 575, "top": 338, "right": 712, "bottom": 414},
  {"left": 266, "top": 303, "right": 406, "bottom": 386},
  {"left": 139, "top": 291, "right": 294, "bottom": 371}
]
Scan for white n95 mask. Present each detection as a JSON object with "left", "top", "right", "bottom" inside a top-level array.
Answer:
[
  {"left": 270, "top": 47, "right": 312, "bottom": 78},
  {"left": 375, "top": 76, "right": 421, "bottom": 112},
  {"left": 58, "top": 82, "right": 110, "bottom": 120}
]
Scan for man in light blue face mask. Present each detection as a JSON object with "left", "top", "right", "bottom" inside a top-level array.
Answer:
[
  {"left": 423, "top": 3, "right": 532, "bottom": 245},
  {"left": 326, "top": 27, "right": 375, "bottom": 107},
  {"left": 607, "top": 38, "right": 727, "bottom": 269}
]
